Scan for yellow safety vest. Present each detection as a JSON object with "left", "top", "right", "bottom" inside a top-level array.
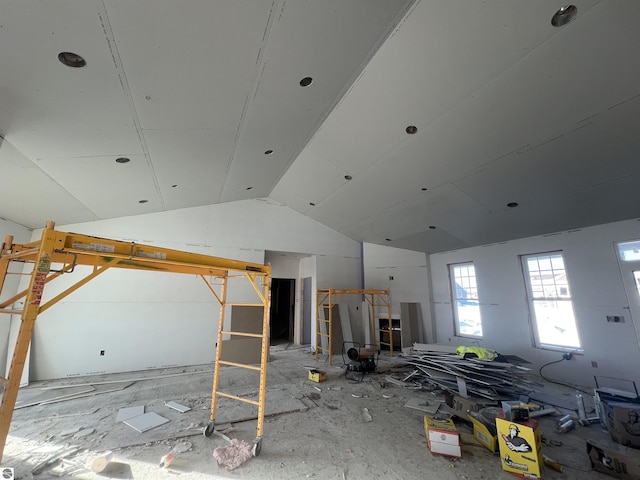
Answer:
[{"left": 456, "top": 346, "right": 497, "bottom": 360}]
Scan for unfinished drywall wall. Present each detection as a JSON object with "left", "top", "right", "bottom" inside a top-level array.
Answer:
[
  {"left": 430, "top": 218, "right": 640, "bottom": 388},
  {"left": 299, "top": 256, "right": 316, "bottom": 346},
  {"left": 24, "top": 199, "right": 361, "bottom": 380},
  {"left": 310, "top": 255, "right": 363, "bottom": 351},
  {"left": 363, "top": 243, "right": 433, "bottom": 343}
]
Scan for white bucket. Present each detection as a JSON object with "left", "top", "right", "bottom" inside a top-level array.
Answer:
[{"left": 91, "top": 450, "right": 114, "bottom": 473}]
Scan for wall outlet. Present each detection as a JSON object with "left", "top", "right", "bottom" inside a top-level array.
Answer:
[
  {"left": 388, "top": 275, "right": 394, "bottom": 281},
  {"left": 591, "top": 361, "right": 598, "bottom": 368},
  {"left": 606, "top": 315, "right": 625, "bottom": 323},
  {"left": 100, "top": 350, "right": 105, "bottom": 356}
]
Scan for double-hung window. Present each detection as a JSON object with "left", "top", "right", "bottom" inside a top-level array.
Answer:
[
  {"left": 449, "top": 262, "right": 482, "bottom": 337},
  {"left": 521, "top": 252, "right": 581, "bottom": 351}
]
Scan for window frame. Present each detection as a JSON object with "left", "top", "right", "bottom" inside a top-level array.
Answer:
[
  {"left": 521, "top": 250, "right": 582, "bottom": 353},
  {"left": 448, "top": 261, "right": 483, "bottom": 338}
]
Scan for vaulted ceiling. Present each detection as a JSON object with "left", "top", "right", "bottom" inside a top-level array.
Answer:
[{"left": 1, "top": 1, "right": 639, "bottom": 253}]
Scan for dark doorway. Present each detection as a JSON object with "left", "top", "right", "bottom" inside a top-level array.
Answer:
[
  {"left": 270, "top": 278, "right": 295, "bottom": 345},
  {"left": 302, "top": 277, "right": 312, "bottom": 345}
]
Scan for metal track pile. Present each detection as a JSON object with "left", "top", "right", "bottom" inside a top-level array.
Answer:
[{"left": 399, "top": 345, "right": 538, "bottom": 400}]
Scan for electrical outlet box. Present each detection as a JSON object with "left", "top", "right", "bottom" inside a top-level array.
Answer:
[{"left": 606, "top": 315, "right": 625, "bottom": 323}]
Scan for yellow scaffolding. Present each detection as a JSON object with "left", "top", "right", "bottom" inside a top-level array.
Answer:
[
  {"left": 315, "top": 288, "right": 392, "bottom": 365},
  {"left": 0, "top": 221, "right": 271, "bottom": 461}
]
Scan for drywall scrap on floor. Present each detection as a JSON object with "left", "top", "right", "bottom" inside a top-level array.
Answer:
[
  {"left": 16, "top": 382, "right": 134, "bottom": 409},
  {"left": 400, "top": 344, "right": 535, "bottom": 400},
  {"left": 165, "top": 400, "right": 191, "bottom": 413},
  {"left": 404, "top": 396, "right": 442, "bottom": 415},
  {"left": 123, "top": 412, "right": 170, "bottom": 433},
  {"left": 16, "top": 386, "right": 95, "bottom": 409},
  {"left": 116, "top": 405, "right": 146, "bottom": 423},
  {"left": 5, "top": 344, "right": 621, "bottom": 480}
]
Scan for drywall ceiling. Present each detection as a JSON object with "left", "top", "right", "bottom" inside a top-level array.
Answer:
[{"left": 1, "top": 1, "right": 639, "bottom": 254}]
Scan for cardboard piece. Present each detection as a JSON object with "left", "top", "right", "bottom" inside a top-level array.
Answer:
[
  {"left": 496, "top": 417, "right": 543, "bottom": 479},
  {"left": 308, "top": 370, "right": 327, "bottom": 383},
  {"left": 446, "top": 392, "right": 497, "bottom": 420},
  {"left": 424, "top": 416, "right": 461, "bottom": 457},
  {"left": 602, "top": 401, "right": 640, "bottom": 449},
  {"left": 587, "top": 438, "right": 640, "bottom": 479},
  {"left": 469, "top": 413, "right": 498, "bottom": 453}
]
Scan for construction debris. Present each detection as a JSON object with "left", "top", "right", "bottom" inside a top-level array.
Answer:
[
  {"left": 400, "top": 345, "right": 535, "bottom": 400},
  {"left": 90, "top": 451, "right": 114, "bottom": 473},
  {"left": 31, "top": 446, "right": 82, "bottom": 475},
  {"left": 165, "top": 400, "right": 191, "bottom": 413},
  {"left": 159, "top": 453, "right": 174, "bottom": 468},
  {"left": 404, "top": 397, "right": 440, "bottom": 415},
  {"left": 362, "top": 408, "right": 372, "bottom": 423},
  {"left": 212, "top": 438, "right": 254, "bottom": 470},
  {"left": 123, "top": 412, "right": 170, "bottom": 433}
]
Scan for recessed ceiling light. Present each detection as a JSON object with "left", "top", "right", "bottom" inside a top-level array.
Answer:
[
  {"left": 246, "top": 187, "right": 253, "bottom": 190},
  {"left": 406, "top": 125, "right": 418, "bottom": 135},
  {"left": 344, "top": 175, "right": 353, "bottom": 181},
  {"left": 551, "top": 5, "right": 577, "bottom": 27},
  {"left": 507, "top": 202, "right": 519, "bottom": 208},
  {"left": 421, "top": 187, "right": 427, "bottom": 191},
  {"left": 115, "top": 157, "right": 130, "bottom": 164},
  {"left": 58, "top": 51, "right": 86, "bottom": 68},
  {"left": 428, "top": 225, "right": 436, "bottom": 230},
  {"left": 264, "top": 150, "right": 274, "bottom": 155},
  {"left": 309, "top": 202, "right": 316, "bottom": 206},
  {"left": 138, "top": 199, "right": 148, "bottom": 204},
  {"left": 299, "top": 77, "right": 313, "bottom": 87}
]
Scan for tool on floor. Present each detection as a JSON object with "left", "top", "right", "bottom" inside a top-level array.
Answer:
[{"left": 342, "top": 342, "right": 378, "bottom": 381}]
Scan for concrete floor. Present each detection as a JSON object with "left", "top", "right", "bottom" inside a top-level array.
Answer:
[{"left": 2, "top": 344, "right": 617, "bottom": 479}]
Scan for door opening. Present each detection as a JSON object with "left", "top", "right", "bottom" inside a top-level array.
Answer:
[{"left": 270, "top": 278, "right": 295, "bottom": 346}]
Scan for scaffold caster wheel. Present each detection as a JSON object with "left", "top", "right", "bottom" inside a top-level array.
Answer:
[
  {"left": 204, "top": 422, "right": 215, "bottom": 438},
  {"left": 252, "top": 438, "right": 263, "bottom": 457}
]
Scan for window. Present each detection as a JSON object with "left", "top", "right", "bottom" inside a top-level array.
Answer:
[
  {"left": 522, "top": 252, "right": 581, "bottom": 351},
  {"left": 449, "top": 262, "right": 482, "bottom": 337},
  {"left": 617, "top": 240, "right": 640, "bottom": 263}
]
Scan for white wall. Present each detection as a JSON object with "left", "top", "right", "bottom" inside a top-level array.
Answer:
[
  {"left": 430, "top": 218, "right": 640, "bottom": 388},
  {"left": 363, "top": 243, "right": 433, "bottom": 343},
  {"left": 0, "top": 218, "right": 32, "bottom": 375},
  {"left": 25, "top": 199, "right": 361, "bottom": 380}
]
